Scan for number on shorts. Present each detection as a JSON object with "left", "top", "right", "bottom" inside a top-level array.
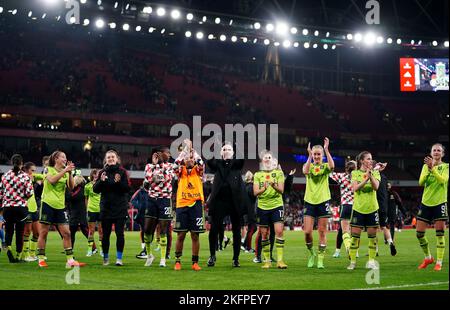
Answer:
[
  {"left": 375, "top": 212, "right": 379, "bottom": 223},
  {"left": 164, "top": 207, "right": 171, "bottom": 215},
  {"left": 441, "top": 204, "right": 448, "bottom": 217},
  {"left": 196, "top": 217, "right": 204, "bottom": 227},
  {"left": 279, "top": 210, "right": 284, "bottom": 219}
]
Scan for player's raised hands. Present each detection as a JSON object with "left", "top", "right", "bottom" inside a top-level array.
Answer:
[
  {"left": 307, "top": 143, "right": 312, "bottom": 156},
  {"left": 324, "top": 137, "right": 330, "bottom": 151},
  {"left": 424, "top": 156, "right": 433, "bottom": 170}
]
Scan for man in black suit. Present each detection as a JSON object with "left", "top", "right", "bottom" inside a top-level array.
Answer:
[{"left": 206, "top": 143, "right": 246, "bottom": 267}]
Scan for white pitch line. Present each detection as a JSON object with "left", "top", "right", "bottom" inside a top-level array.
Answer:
[{"left": 353, "top": 281, "right": 449, "bottom": 290}]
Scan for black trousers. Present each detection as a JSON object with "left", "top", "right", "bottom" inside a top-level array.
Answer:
[
  {"left": 101, "top": 217, "right": 126, "bottom": 255},
  {"left": 69, "top": 224, "right": 89, "bottom": 248},
  {"left": 3, "top": 207, "right": 28, "bottom": 253},
  {"left": 209, "top": 201, "right": 241, "bottom": 261}
]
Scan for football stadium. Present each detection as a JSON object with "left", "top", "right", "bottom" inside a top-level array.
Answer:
[{"left": 0, "top": 0, "right": 448, "bottom": 297}]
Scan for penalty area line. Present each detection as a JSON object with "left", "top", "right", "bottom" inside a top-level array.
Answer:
[{"left": 353, "top": 281, "right": 449, "bottom": 290}]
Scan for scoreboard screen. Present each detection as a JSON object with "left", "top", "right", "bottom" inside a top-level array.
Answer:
[{"left": 400, "top": 58, "right": 449, "bottom": 92}]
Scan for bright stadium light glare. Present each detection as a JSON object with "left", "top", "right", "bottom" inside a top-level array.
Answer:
[
  {"left": 264, "top": 39, "right": 270, "bottom": 45},
  {"left": 12, "top": 9, "right": 17, "bottom": 15},
  {"left": 266, "top": 23, "right": 274, "bottom": 32},
  {"left": 364, "top": 32, "right": 376, "bottom": 45},
  {"left": 323, "top": 44, "right": 328, "bottom": 49},
  {"left": 231, "top": 36, "right": 238, "bottom": 42},
  {"left": 331, "top": 45, "right": 336, "bottom": 50},
  {"left": 171, "top": 9, "right": 180, "bottom": 19},
  {"left": 313, "top": 43, "right": 318, "bottom": 48},
  {"left": 354, "top": 33, "right": 363, "bottom": 42},
  {"left": 156, "top": 8, "right": 166, "bottom": 17},
  {"left": 43, "top": 0, "right": 59, "bottom": 5},
  {"left": 432, "top": 40, "right": 438, "bottom": 46},
  {"left": 80, "top": 0, "right": 87, "bottom": 4},
  {"left": 42, "top": 13, "right": 46, "bottom": 18},
  {"left": 186, "top": 13, "right": 194, "bottom": 21},
  {"left": 396, "top": 38, "right": 402, "bottom": 45},
  {"left": 387, "top": 38, "right": 393, "bottom": 44},
  {"left": 304, "top": 42, "right": 310, "bottom": 48},
  {"left": 215, "top": 17, "right": 221, "bottom": 24},
  {"left": 185, "top": 31, "right": 192, "bottom": 37},
  {"left": 69, "top": 16, "right": 76, "bottom": 24},
  {"left": 253, "top": 38, "right": 258, "bottom": 43},
  {"left": 314, "top": 30, "right": 319, "bottom": 36},
  {"left": 208, "top": 34, "right": 214, "bottom": 40},
  {"left": 109, "top": 22, "right": 116, "bottom": 29},
  {"left": 302, "top": 28, "right": 308, "bottom": 36},
  {"left": 125, "top": 3, "right": 129, "bottom": 10},
  {"left": 376, "top": 36, "right": 384, "bottom": 44},
  {"left": 83, "top": 18, "right": 90, "bottom": 26},
  {"left": 417, "top": 40, "right": 422, "bottom": 45},
  {"left": 122, "top": 23, "right": 130, "bottom": 31},
  {"left": 220, "top": 34, "right": 226, "bottom": 41},
  {"left": 444, "top": 41, "right": 449, "bottom": 48},
  {"left": 95, "top": 19, "right": 105, "bottom": 28},
  {"left": 283, "top": 40, "right": 291, "bottom": 48},
  {"left": 290, "top": 27, "right": 298, "bottom": 34},
  {"left": 114, "top": 2, "right": 119, "bottom": 9},
  {"left": 0, "top": 7, "right": 3, "bottom": 14},
  {"left": 196, "top": 32, "right": 204, "bottom": 39},
  {"left": 347, "top": 33, "right": 353, "bottom": 40},
  {"left": 326, "top": 32, "right": 330, "bottom": 37},
  {"left": 149, "top": 27, "right": 155, "bottom": 33},
  {"left": 293, "top": 42, "right": 299, "bottom": 48},
  {"left": 160, "top": 28, "right": 166, "bottom": 34},
  {"left": 242, "top": 37, "right": 248, "bottom": 43},
  {"left": 410, "top": 39, "right": 415, "bottom": 45},
  {"left": 274, "top": 42, "right": 280, "bottom": 47},
  {"left": 97, "top": 0, "right": 102, "bottom": 6},
  {"left": 254, "top": 22, "right": 261, "bottom": 30},
  {"left": 135, "top": 25, "right": 141, "bottom": 32},
  {"left": 229, "top": 19, "right": 233, "bottom": 25},
  {"left": 28, "top": 11, "right": 33, "bottom": 17},
  {"left": 202, "top": 16, "right": 207, "bottom": 22},
  {"left": 143, "top": 7, "right": 152, "bottom": 14},
  {"left": 276, "top": 22, "right": 289, "bottom": 36}
]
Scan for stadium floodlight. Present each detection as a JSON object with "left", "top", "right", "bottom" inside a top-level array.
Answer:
[
  {"left": 283, "top": 40, "right": 291, "bottom": 48},
  {"left": 376, "top": 36, "right": 384, "bottom": 44},
  {"left": 12, "top": 9, "right": 17, "bottom": 15},
  {"left": 293, "top": 42, "right": 299, "bottom": 48},
  {"left": 387, "top": 38, "right": 393, "bottom": 44},
  {"left": 266, "top": 23, "right": 274, "bottom": 32},
  {"left": 242, "top": 37, "right": 248, "bottom": 43},
  {"left": 109, "top": 22, "right": 116, "bottom": 29},
  {"left": 156, "top": 8, "right": 166, "bottom": 17},
  {"left": 276, "top": 22, "right": 289, "bottom": 36},
  {"left": 229, "top": 19, "right": 233, "bottom": 25},
  {"left": 253, "top": 38, "right": 258, "bottom": 43},
  {"left": 302, "top": 28, "right": 309, "bottom": 36},
  {"left": 160, "top": 28, "right": 166, "bottom": 34},
  {"left": 326, "top": 32, "right": 330, "bottom": 37},
  {"left": 254, "top": 22, "right": 261, "bottom": 30},
  {"left": 313, "top": 43, "right": 318, "bottom": 48},
  {"left": 83, "top": 18, "right": 90, "bottom": 26},
  {"left": 364, "top": 32, "right": 376, "bottom": 46},
  {"left": 185, "top": 31, "right": 192, "bottom": 38},
  {"left": 323, "top": 44, "right": 328, "bottom": 49},
  {"left": 208, "top": 34, "right": 214, "bottom": 40},
  {"left": 432, "top": 40, "right": 438, "bottom": 46},
  {"left": 215, "top": 17, "right": 221, "bottom": 24},
  {"left": 264, "top": 39, "right": 270, "bottom": 45},
  {"left": 28, "top": 11, "right": 32, "bottom": 18},
  {"left": 354, "top": 33, "right": 363, "bottom": 42},
  {"left": 135, "top": 25, "right": 141, "bottom": 32},
  {"left": 444, "top": 41, "right": 449, "bottom": 48},
  {"left": 114, "top": 2, "right": 119, "bottom": 9},
  {"left": 202, "top": 16, "right": 207, "bottom": 22},
  {"left": 43, "top": 0, "right": 59, "bottom": 5},
  {"left": 347, "top": 33, "right": 353, "bottom": 40},
  {"left": 314, "top": 30, "right": 319, "bottom": 36},
  {"left": 149, "top": 27, "right": 155, "bottom": 33},
  {"left": 186, "top": 13, "right": 194, "bottom": 21},
  {"left": 417, "top": 40, "right": 422, "bottom": 45},
  {"left": 69, "top": 16, "right": 76, "bottom": 24},
  {"left": 196, "top": 32, "right": 204, "bottom": 39},
  {"left": 42, "top": 13, "right": 46, "bottom": 19},
  {"left": 231, "top": 36, "right": 238, "bottom": 42},
  {"left": 410, "top": 40, "right": 415, "bottom": 45},
  {"left": 220, "top": 34, "right": 226, "bottom": 41},
  {"left": 80, "top": 0, "right": 87, "bottom": 4},
  {"left": 274, "top": 42, "right": 280, "bottom": 47},
  {"left": 290, "top": 27, "right": 298, "bottom": 35},
  {"left": 97, "top": 0, "right": 102, "bottom": 6},
  {"left": 122, "top": 23, "right": 130, "bottom": 31},
  {"left": 56, "top": 15, "right": 61, "bottom": 21},
  {"left": 304, "top": 42, "right": 310, "bottom": 48},
  {"left": 396, "top": 38, "right": 402, "bottom": 45},
  {"left": 125, "top": 3, "right": 129, "bottom": 10},
  {"left": 0, "top": 7, "right": 3, "bottom": 14},
  {"left": 143, "top": 7, "right": 152, "bottom": 14},
  {"left": 95, "top": 19, "right": 105, "bottom": 28},
  {"left": 171, "top": 10, "right": 181, "bottom": 20},
  {"left": 331, "top": 45, "right": 336, "bottom": 50}
]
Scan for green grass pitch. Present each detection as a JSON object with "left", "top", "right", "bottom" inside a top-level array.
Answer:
[{"left": 0, "top": 229, "right": 448, "bottom": 290}]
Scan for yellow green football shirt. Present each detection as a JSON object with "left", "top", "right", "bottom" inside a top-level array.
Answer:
[
  {"left": 27, "top": 173, "right": 45, "bottom": 212},
  {"left": 84, "top": 181, "right": 101, "bottom": 213},
  {"left": 304, "top": 163, "right": 332, "bottom": 205},
  {"left": 254, "top": 170, "right": 285, "bottom": 210},
  {"left": 419, "top": 163, "right": 449, "bottom": 207},
  {"left": 351, "top": 170, "right": 381, "bottom": 214},
  {"left": 41, "top": 166, "right": 68, "bottom": 210}
]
